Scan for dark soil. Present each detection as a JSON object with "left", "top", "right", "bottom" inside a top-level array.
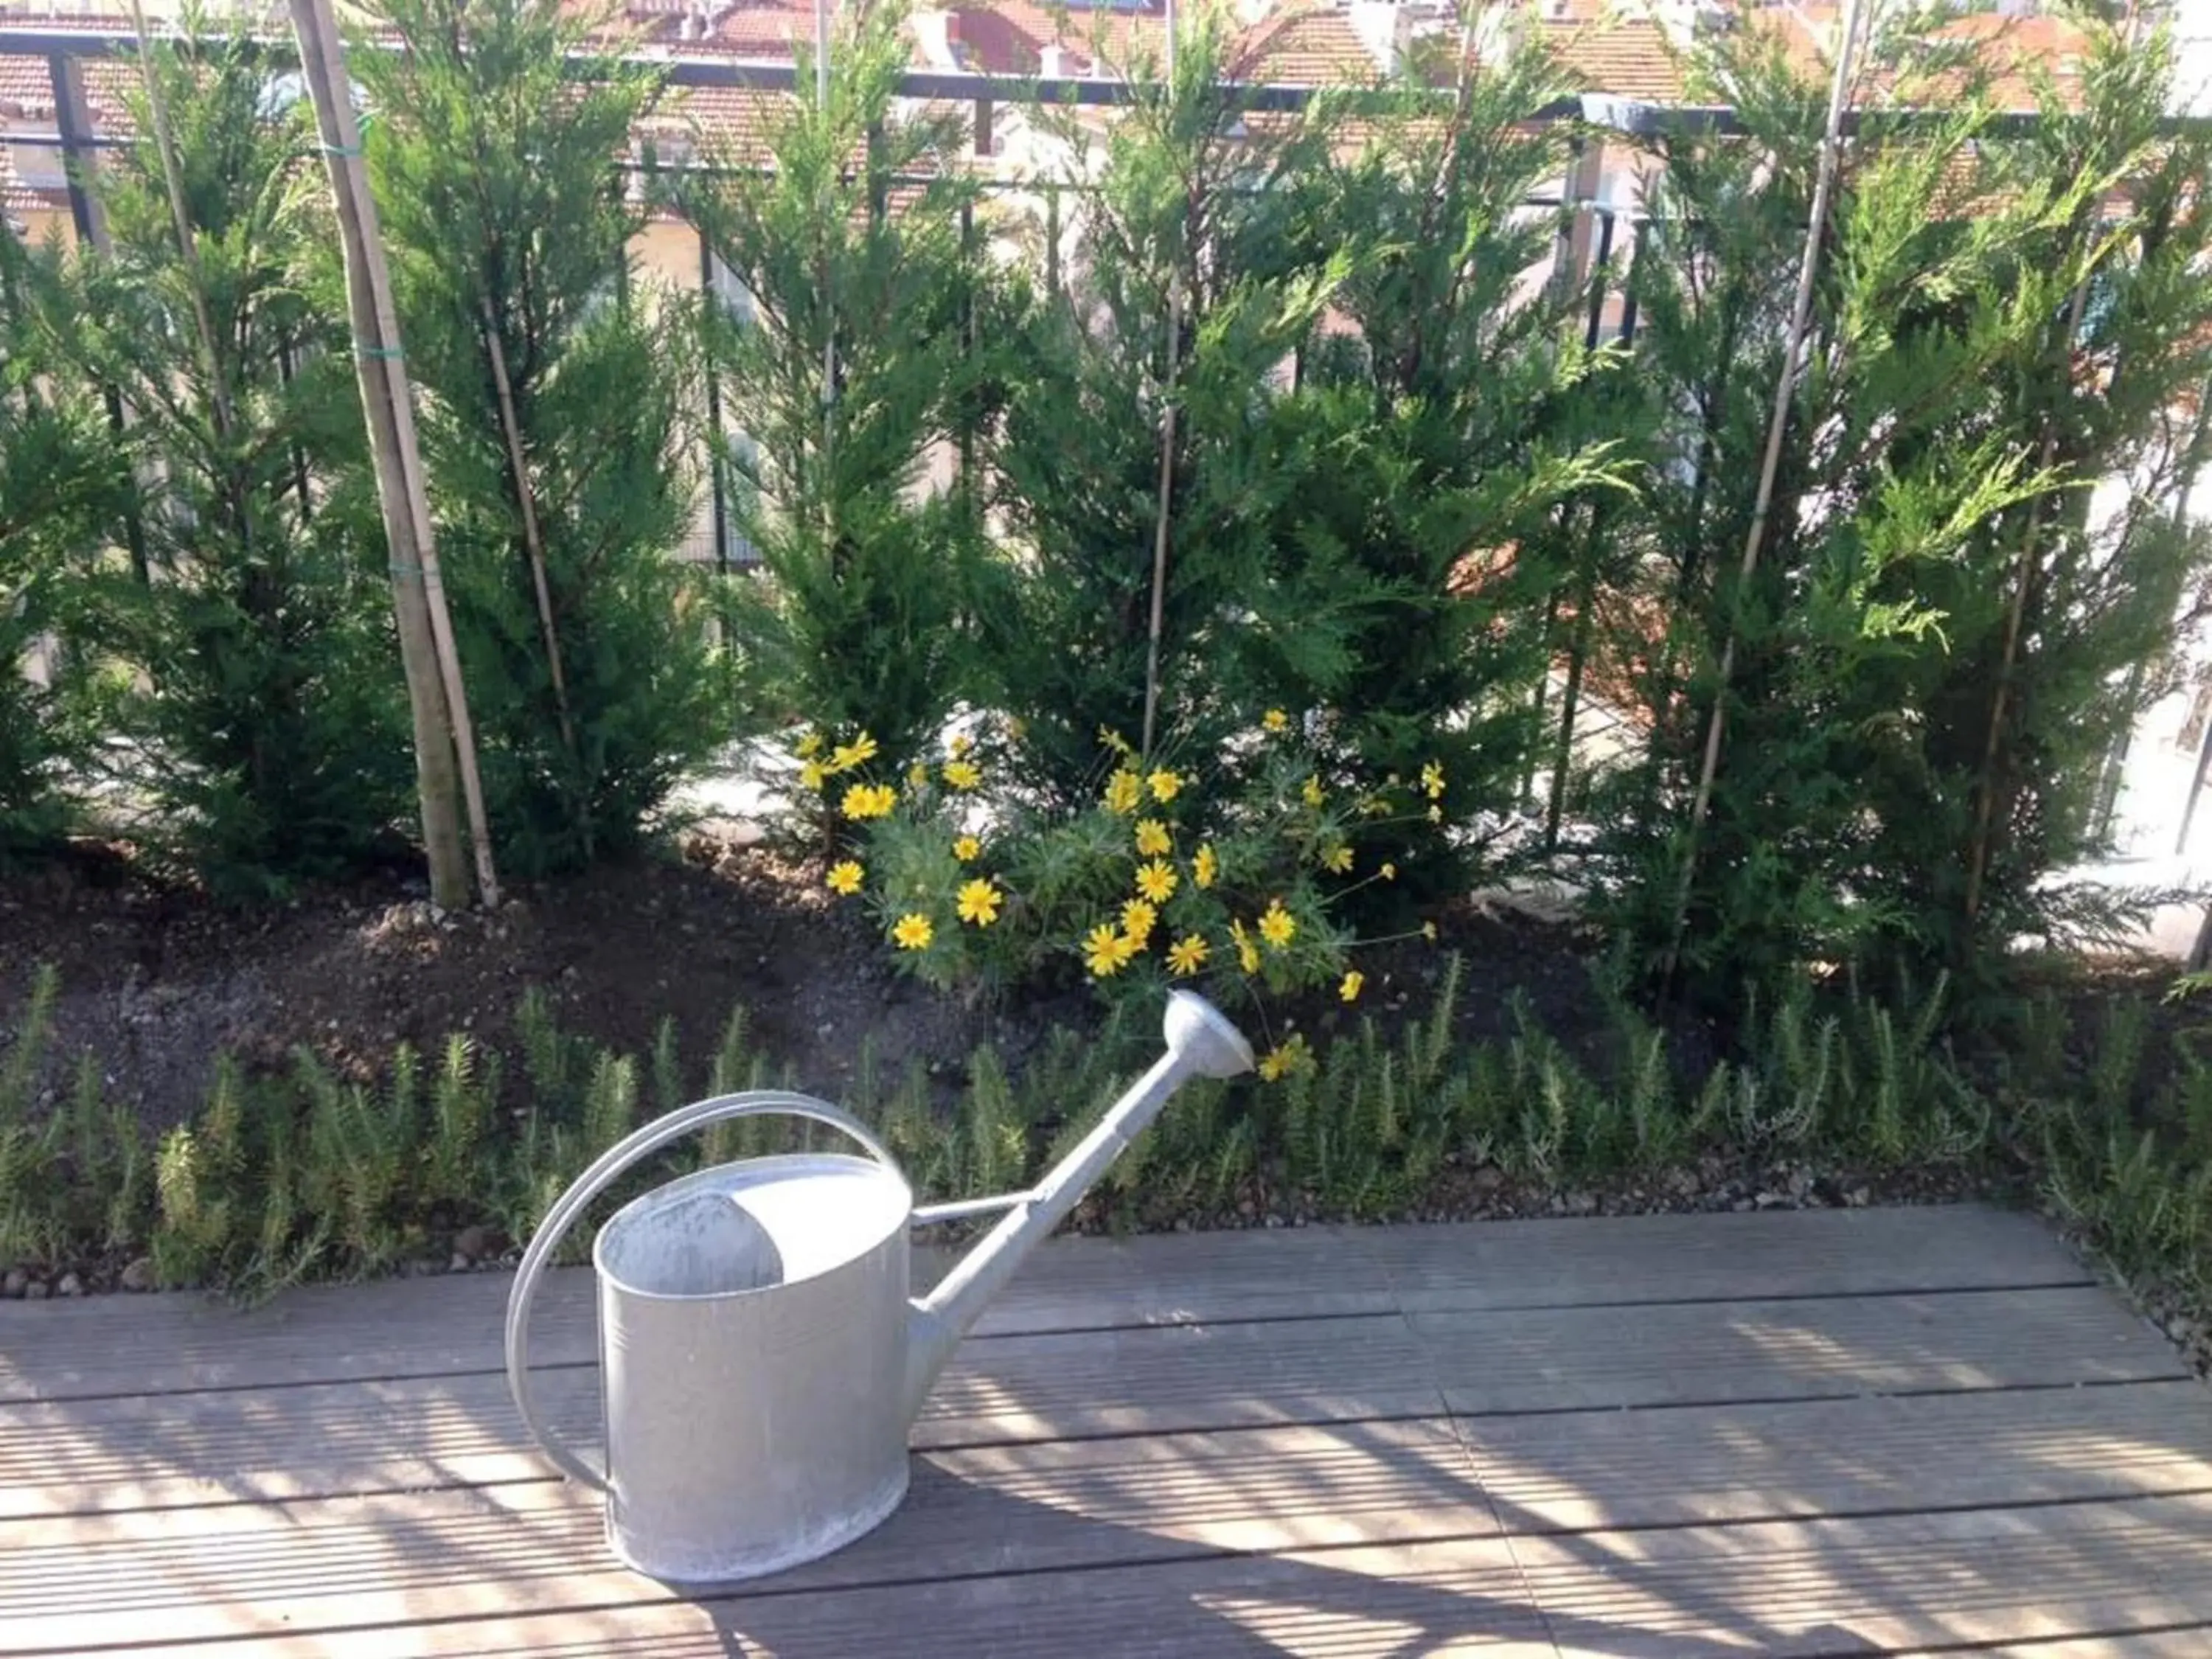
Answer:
[{"left": 0, "top": 825, "right": 1639, "bottom": 1128}]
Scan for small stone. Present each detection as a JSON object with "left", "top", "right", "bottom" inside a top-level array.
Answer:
[
  {"left": 449, "top": 1252, "right": 472, "bottom": 1273},
  {"left": 120, "top": 1257, "right": 154, "bottom": 1292},
  {"left": 454, "top": 1225, "right": 492, "bottom": 1262},
  {"left": 23, "top": 1280, "right": 49, "bottom": 1301},
  {"left": 1754, "top": 1190, "right": 1791, "bottom": 1210},
  {"left": 1730, "top": 1197, "right": 1757, "bottom": 1213},
  {"left": 56, "top": 1272, "right": 83, "bottom": 1297},
  {"left": 2166, "top": 1315, "right": 2199, "bottom": 1349},
  {"left": 1847, "top": 1186, "right": 1871, "bottom": 1208},
  {"left": 1, "top": 1268, "right": 23, "bottom": 1298}
]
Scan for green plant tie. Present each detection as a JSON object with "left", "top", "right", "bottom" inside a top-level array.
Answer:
[
  {"left": 354, "top": 343, "right": 404, "bottom": 361},
  {"left": 319, "top": 142, "right": 363, "bottom": 159}
]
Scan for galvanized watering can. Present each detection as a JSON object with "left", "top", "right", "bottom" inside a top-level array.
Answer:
[{"left": 504, "top": 989, "right": 1253, "bottom": 1585}]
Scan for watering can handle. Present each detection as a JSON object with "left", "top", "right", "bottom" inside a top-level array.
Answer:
[{"left": 502, "top": 1090, "right": 898, "bottom": 1493}]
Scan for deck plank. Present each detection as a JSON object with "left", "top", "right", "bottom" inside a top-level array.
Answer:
[
  {"left": 1363, "top": 1203, "right": 2089, "bottom": 1312},
  {"left": 0, "top": 1420, "right": 1503, "bottom": 1652},
  {"left": 9, "top": 1288, "right": 2183, "bottom": 1517},
  {"left": 1420, "top": 1287, "right": 2183, "bottom": 1415},
  {"left": 89, "top": 1496, "right": 2212, "bottom": 1659},
  {"left": 1464, "top": 1381, "right": 2212, "bottom": 1534},
  {"left": 105, "top": 1539, "right": 1558, "bottom": 1659},
  {"left": 0, "top": 1203, "right": 2087, "bottom": 1402},
  {"left": 1515, "top": 1492, "right": 2212, "bottom": 1657}
]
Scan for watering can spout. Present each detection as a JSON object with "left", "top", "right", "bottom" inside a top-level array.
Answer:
[{"left": 903, "top": 990, "right": 1253, "bottom": 1416}]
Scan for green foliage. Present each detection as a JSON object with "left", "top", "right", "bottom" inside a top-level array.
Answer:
[
  {"left": 980, "top": 1, "right": 1349, "bottom": 804},
  {"left": 35, "top": 26, "right": 410, "bottom": 889},
  {"left": 0, "top": 229, "right": 120, "bottom": 860},
  {"left": 1279, "top": 26, "right": 1639, "bottom": 894},
  {"left": 679, "top": 2, "right": 996, "bottom": 788},
  {"left": 360, "top": 0, "right": 723, "bottom": 875},
  {"left": 1588, "top": 15, "right": 2212, "bottom": 1014}
]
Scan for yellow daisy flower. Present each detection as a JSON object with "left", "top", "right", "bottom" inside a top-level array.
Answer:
[
  {"left": 1103, "top": 770, "right": 1144, "bottom": 815},
  {"left": 1193, "top": 844, "right": 1218, "bottom": 889},
  {"left": 1099, "top": 726, "right": 1133, "bottom": 756},
  {"left": 1263, "top": 708, "right": 1290, "bottom": 733},
  {"left": 1340, "top": 970, "right": 1365, "bottom": 1003},
  {"left": 1147, "top": 769, "right": 1183, "bottom": 802},
  {"left": 1166, "top": 935, "right": 1209, "bottom": 977},
  {"left": 892, "top": 913, "right": 933, "bottom": 950},
  {"left": 1121, "top": 898, "right": 1158, "bottom": 945},
  {"left": 953, "top": 835, "right": 981, "bottom": 862},
  {"left": 1301, "top": 776, "right": 1325, "bottom": 808},
  {"left": 1382, "top": 861, "right": 1398, "bottom": 881},
  {"left": 1134, "top": 818, "right": 1172, "bottom": 857},
  {"left": 1422, "top": 760, "right": 1446, "bottom": 800},
  {"left": 830, "top": 732, "right": 879, "bottom": 772},
  {"left": 1422, "top": 920, "right": 1439, "bottom": 942},
  {"left": 1084, "top": 922, "right": 1130, "bottom": 978},
  {"left": 795, "top": 729, "right": 823, "bottom": 758},
  {"left": 907, "top": 762, "right": 930, "bottom": 789},
  {"left": 1258, "top": 900, "right": 1295, "bottom": 950},
  {"left": 1427, "top": 804, "right": 1443, "bottom": 823},
  {"left": 1323, "top": 846, "right": 1353, "bottom": 874},
  {"left": 1257, "top": 1035, "right": 1311, "bottom": 1082},
  {"left": 800, "top": 759, "right": 828, "bottom": 791},
  {"left": 943, "top": 759, "right": 981, "bottom": 791},
  {"left": 1135, "top": 859, "right": 1178, "bottom": 903},
  {"left": 826, "top": 860, "right": 863, "bottom": 896},
  {"left": 1231, "top": 918, "right": 1260, "bottom": 975},
  {"left": 950, "top": 732, "right": 973, "bottom": 758},
  {"left": 956, "top": 879, "right": 1002, "bottom": 928}
]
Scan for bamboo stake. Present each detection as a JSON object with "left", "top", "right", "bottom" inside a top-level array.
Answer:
[
  {"left": 1140, "top": 0, "right": 1180, "bottom": 759},
  {"left": 480, "top": 296, "right": 578, "bottom": 765},
  {"left": 1662, "top": 0, "right": 1871, "bottom": 987},
  {"left": 288, "top": 0, "right": 499, "bottom": 908}
]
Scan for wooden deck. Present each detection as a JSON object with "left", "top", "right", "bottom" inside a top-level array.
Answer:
[{"left": 5, "top": 1203, "right": 2211, "bottom": 1656}]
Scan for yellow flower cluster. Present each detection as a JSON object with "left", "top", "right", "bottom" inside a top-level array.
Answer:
[
  {"left": 841, "top": 782, "right": 897, "bottom": 820},
  {"left": 943, "top": 759, "right": 981, "bottom": 791},
  {"left": 1104, "top": 770, "right": 1143, "bottom": 815}
]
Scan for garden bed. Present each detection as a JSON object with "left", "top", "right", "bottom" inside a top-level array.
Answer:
[{"left": 0, "top": 821, "right": 1631, "bottom": 1136}]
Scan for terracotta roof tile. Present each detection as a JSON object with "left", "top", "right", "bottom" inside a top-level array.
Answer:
[{"left": 1545, "top": 17, "right": 1682, "bottom": 102}]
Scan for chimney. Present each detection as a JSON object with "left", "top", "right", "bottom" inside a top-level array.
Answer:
[
  {"left": 911, "top": 7, "right": 965, "bottom": 69},
  {"left": 1039, "top": 42, "right": 1067, "bottom": 80}
]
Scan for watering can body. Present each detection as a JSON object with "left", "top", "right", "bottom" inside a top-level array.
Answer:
[{"left": 505, "top": 990, "right": 1252, "bottom": 1586}]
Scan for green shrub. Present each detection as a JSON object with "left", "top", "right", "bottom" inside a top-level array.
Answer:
[
  {"left": 0, "top": 231, "right": 121, "bottom": 861},
  {"left": 39, "top": 29, "right": 411, "bottom": 889},
  {"left": 979, "top": 1, "right": 1349, "bottom": 807},
  {"left": 678, "top": 2, "right": 999, "bottom": 791},
  {"left": 361, "top": 0, "right": 724, "bottom": 875}
]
